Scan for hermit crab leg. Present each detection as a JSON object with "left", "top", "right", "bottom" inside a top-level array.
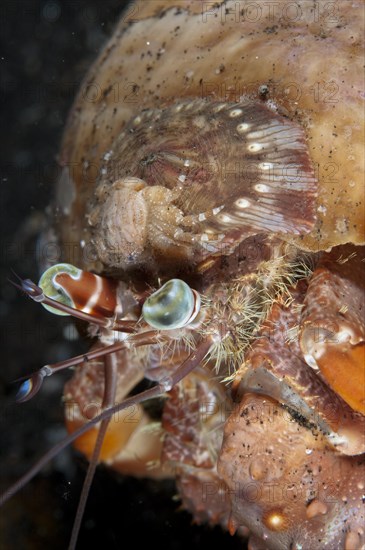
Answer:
[
  {"left": 68, "top": 351, "right": 118, "bottom": 550},
  {"left": 0, "top": 336, "right": 213, "bottom": 506}
]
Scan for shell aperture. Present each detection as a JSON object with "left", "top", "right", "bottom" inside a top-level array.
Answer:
[{"left": 90, "top": 99, "right": 318, "bottom": 270}]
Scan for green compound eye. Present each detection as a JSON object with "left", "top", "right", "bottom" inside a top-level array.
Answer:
[
  {"left": 38, "top": 263, "right": 82, "bottom": 316},
  {"left": 142, "top": 279, "right": 200, "bottom": 330}
]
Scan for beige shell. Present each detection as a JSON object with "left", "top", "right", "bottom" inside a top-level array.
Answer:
[{"left": 55, "top": 0, "right": 364, "bottom": 273}]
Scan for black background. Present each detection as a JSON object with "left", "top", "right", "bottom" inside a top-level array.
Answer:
[{"left": 0, "top": 1, "right": 245, "bottom": 548}]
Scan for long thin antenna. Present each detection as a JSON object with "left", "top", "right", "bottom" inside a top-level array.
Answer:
[
  {"left": 68, "top": 352, "right": 118, "bottom": 550},
  {"left": 0, "top": 337, "right": 212, "bottom": 507},
  {"left": 16, "top": 331, "right": 159, "bottom": 402}
]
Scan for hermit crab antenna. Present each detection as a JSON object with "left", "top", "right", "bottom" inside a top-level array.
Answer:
[
  {"left": 15, "top": 331, "right": 159, "bottom": 403},
  {"left": 0, "top": 337, "right": 213, "bottom": 507},
  {"left": 69, "top": 352, "right": 118, "bottom": 550},
  {"left": 8, "top": 272, "right": 45, "bottom": 300}
]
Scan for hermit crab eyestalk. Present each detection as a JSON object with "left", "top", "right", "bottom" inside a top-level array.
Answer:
[
  {"left": 38, "top": 263, "right": 118, "bottom": 319},
  {"left": 142, "top": 279, "right": 201, "bottom": 330},
  {"left": 15, "top": 368, "right": 50, "bottom": 403},
  {"left": 15, "top": 378, "right": 35, "bottom": 403},
  {"left": 38, "top": 263, "right": 82, "bottom": 316}
]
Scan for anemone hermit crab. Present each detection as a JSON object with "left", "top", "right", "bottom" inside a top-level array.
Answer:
[{"left": 1, "top": 1, "right": 364, "bottom": 549}]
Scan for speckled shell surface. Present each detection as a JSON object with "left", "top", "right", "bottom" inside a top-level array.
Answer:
[{"left": 54, "top": 0, "right": 364, "bottom": 272}]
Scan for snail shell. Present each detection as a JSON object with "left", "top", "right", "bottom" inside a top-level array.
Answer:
[
  {"left": 86, "top": 98, "right": 317, "bottom": 272},
  {"left": 54, "top": 0, "right": 364, "bottom": 274}
]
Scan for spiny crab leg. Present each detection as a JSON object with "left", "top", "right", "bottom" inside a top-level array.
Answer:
[
  {"left": 9, "top": 273, "right": 136, "bottom": 332},
  {"left": 16, "top": 330, "right": 159, "bottom": 403},
  {"left": 0, "top": 336, "right": 213, "bottom": 507}
]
